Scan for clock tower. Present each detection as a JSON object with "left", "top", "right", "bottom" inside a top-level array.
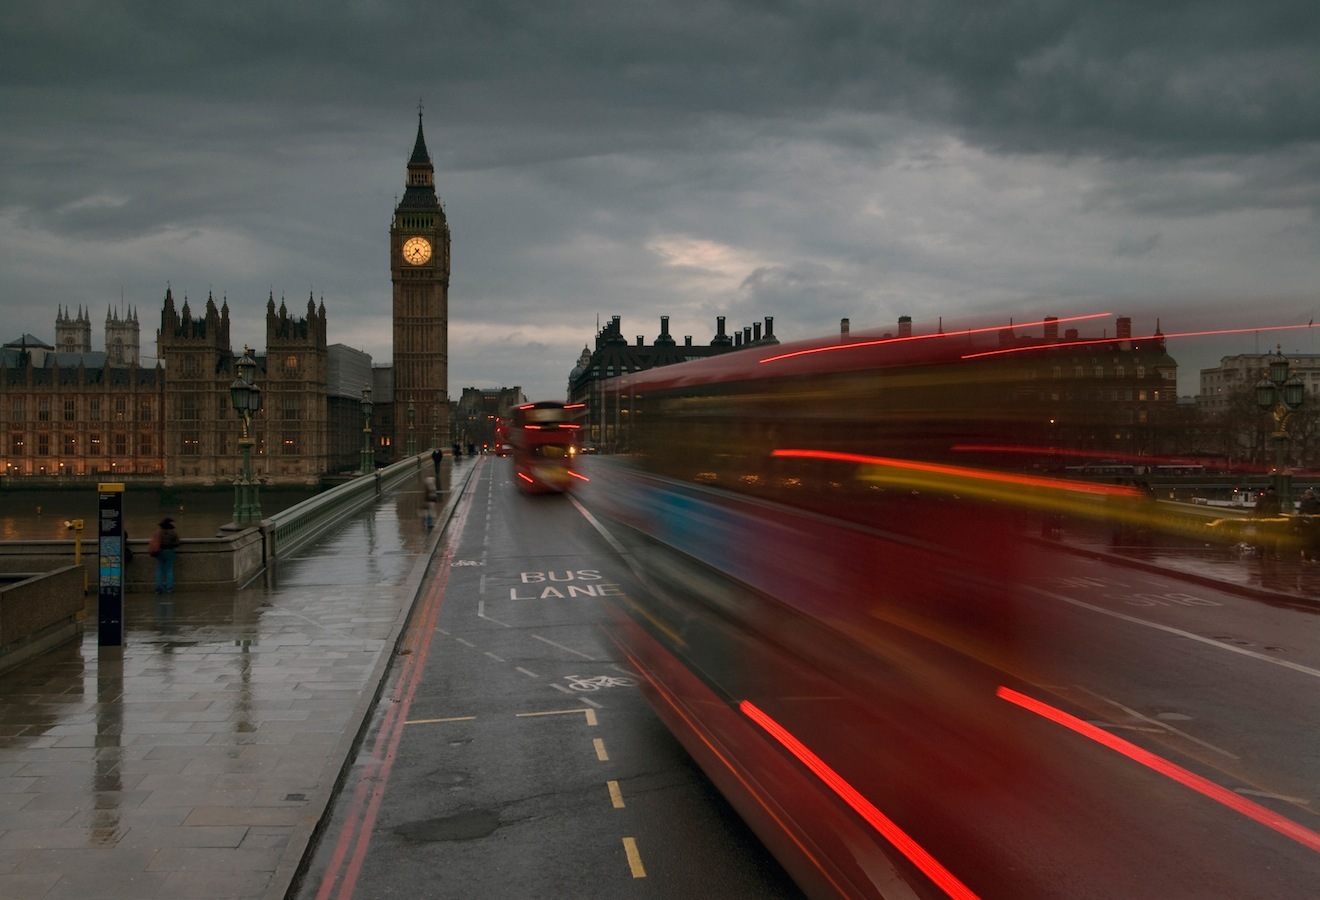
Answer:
[{"left": 390, "top": 108, "right": 451, "bottom": 457}]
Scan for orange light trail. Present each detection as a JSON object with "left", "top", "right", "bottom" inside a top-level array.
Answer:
[
  {"left": 758, "top": 313, "right": 1112, "bottom": 364},
  {"left": 740, "top": 700, "right": 980, "bottom": 900},
  {"left": 997, "top": 686, "right": 1320, "bottom": 855},
  {"left": 961, "top": 323, "right": 1314, "bottom": 360},
  {"left": 770, "top": 448, "right": 1143, "bottom": 498}
]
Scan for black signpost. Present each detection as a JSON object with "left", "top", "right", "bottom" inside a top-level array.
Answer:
[{"left": 97, "top": 483, "right": 125, "bottom": 647}]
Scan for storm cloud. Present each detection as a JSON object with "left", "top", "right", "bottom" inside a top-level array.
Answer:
[{"left": 2, "top": 0, "right": 1318, "bottom": 399}]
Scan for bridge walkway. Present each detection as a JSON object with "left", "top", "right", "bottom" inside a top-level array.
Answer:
[{"left": 0, "top": 456, "right": 477, "bottom": 900}]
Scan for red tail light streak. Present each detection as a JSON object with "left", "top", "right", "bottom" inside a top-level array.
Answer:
[
  {"left": 758, "top": 313, "right": 1111, "bottom": 364},
  {"left": 568, "top": 470, "right": 590, "bottom": 482},
  {"left": 517, "top": 472, "right": 534, "bottom": 485},
  {"left": 996, "top": 686, "right": 1320, "bottom": 855},
  {"left": 740, "top": 700, "right": 980, "bottom": 900},
  {"left": 962, "top": 323, "right": 1315, "bottom": 361}
]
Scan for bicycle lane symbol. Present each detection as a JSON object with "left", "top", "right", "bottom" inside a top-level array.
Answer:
[{"left": 563, "top": 674, "right": 636, "bottom": 691}]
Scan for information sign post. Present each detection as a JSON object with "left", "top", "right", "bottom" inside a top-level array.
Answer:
[{"left": 97, "top": 483, "right": 125, "bottom": 647}]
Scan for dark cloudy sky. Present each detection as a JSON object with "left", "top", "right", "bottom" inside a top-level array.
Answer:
[{"left": 3, "top": 1, "right": 1318, "bottom": 400}]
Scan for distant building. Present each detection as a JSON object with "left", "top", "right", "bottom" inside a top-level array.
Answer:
[
  {"left": 452, "top": 387, "right": 527, "bottom": 451},
  {"left": 1198, "top": 353, "right": 1320, "bottom": 414},
  {"left": 568, "top": 314, "right": 778, "bottom": 449}
]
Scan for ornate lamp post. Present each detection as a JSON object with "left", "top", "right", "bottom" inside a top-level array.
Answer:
[
  {"left": 359, "top": 384, "right": 374, "bottom": 474},
  {"left": 406, "top": 400, "right": 416, "bottom": 456},
  {"left": 228, "top": 347, "right": 263, "bottom": 525},
  {"left": 1255, "top": 347, "right": 1306, "bottom": 511}
]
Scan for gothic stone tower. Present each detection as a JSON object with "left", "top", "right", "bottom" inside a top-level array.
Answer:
[
  {"left": 265, "top": 292, "right": 329, "bottom": 485},
  {"left": 105, "top": 305, "right": 141, "bottom": 366},
  {"left": 55, "top": 306, "right": 92, "bottom": 354},
  {"left": 158, "top": 287, "right": 232, "bottom": 485},
  {"left": 390, "top": 109, "right": 451, "bottom": 457}
]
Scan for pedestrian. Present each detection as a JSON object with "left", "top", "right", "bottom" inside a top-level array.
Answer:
[
  {"left": 431, "top": 446, "right": 442, "bottom": 480},
  {"left": 423, "top": 475, "right": 438, "bottom": 530},
  {"left": 1252, "top": 487, "right": 1282, "bottom": 558},
  {"left": 149, "top": 516, "right": 181, "bottom": 593},
  {"left": 1298, "top": 488, "right": 1320, "bottom": 560}
]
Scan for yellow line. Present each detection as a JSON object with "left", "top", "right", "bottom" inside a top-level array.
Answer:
[
  {"left": 607, "top": 780, "right": 625, "bottom": 809},
  {"left": 594, "top": 738, "right": 609, "bottom": 761},
  {"left": 516, "top": 708, "right": 597, "bottom": 725},
  {"left": 622, "top": 837, "right": 646, "bottom": 878},
  {"left": 405, "top": 716, "right": 476, "bottom": 725}
]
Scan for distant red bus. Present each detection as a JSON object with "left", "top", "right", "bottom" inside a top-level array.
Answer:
[{"left": 511, "top": 402, "right": 584, "bottom": 493}]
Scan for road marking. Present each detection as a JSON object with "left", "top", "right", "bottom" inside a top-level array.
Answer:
[
  {"left": 477, "top": 599, "right": 511, "bottom": 627},
  {"left": 1237, "top": 788, "right": 1310, "bottom": 804},
  {"left": 608, "top": 780, "right": 625, "bottom": 808},
  {"left": 532, "top": 633, "right": 598, "bottom": 661},
  {"left": 484, "top": 651, "right": 505, "bottom": 662},
  {"left": 1026, "top": 586, "right": 1320, "bottom": 679},
  {"left": 516, "top": 708, "right": 598, "bottom": 726},
  {"left": 515, "top": 666, "right": 539, "bottom": 678},
  {"left": 1076, "top": 685, "right": 1239, "bottom": 759},
  {"left": 622, "top": 837, "right": 646, "bottom": 878},
  {"left": 406, "top": 716, "right": 477, "bottom": 725},
  {"left": 594, "top": 738, "right": 609, "bottom": 761},
  {"left": 455, "top": 637, "right": 476, "bottom": 648}
]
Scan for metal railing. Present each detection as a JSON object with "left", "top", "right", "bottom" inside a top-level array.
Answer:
[{"left": 263, "top": 456, "right": 425, "bottom": 563}]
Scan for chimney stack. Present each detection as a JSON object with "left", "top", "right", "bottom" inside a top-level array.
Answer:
[
  {"left": 753, "top": 322, "right": 762, "bottom": 341},
  {"left": 764, "top": 316, "right": 775, "bottom": 340},
  {"left": 841, "top": 317, "right": 850, "bottom": 340},
  {"left": 1044, "top": 316, "right": 1058, "bottom": 341},
  {"left": 898, "top": 315, "right": 912, "bottom": 338},
  {"left": 1116, "top": 317, "right": 1132, "bottom": 339}
]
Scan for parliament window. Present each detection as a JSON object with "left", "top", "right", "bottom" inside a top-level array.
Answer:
[
  {"left": 38, "top": 400, "right": 50, "bottom": 422},
  {"left": 89, "top": 398, "right": 100, "bottom": 421},
  {"left": 64, "top": 400, "right": 76, "bottom": 422}
]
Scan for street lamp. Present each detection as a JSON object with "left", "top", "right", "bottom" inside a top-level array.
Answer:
[
  {"left": 406, "top": 400, "right": 416, "bottom": 456},
  {"left": 228, "top": 346, "right": 263, "bottom": 525},
  {"left": 360, "top": 384, "right": 374, "bottom": 474},
  {"left": 1255, "top": 347, "right": 1306, "bottom": 511}
]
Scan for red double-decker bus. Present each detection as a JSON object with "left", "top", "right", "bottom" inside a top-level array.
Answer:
[{"left": 510, "top": 401, "right": 585, "bottom": 493}]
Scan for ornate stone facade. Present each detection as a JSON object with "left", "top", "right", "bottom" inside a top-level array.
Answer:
[{"left": 389, "top": 110, "right": 451, "bottom": 458}]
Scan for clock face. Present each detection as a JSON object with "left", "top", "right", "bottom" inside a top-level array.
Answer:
[{"left": 402, "top": 236, "right": 432, "bottom": 265}]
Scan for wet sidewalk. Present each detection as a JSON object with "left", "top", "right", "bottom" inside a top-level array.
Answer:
[{"left": 0, "top": 459, "right": 478, "bottom": 900}]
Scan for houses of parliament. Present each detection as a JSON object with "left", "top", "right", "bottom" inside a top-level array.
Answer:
[{"left": 0, "top": 113, "right": 452, "bottom": 486}]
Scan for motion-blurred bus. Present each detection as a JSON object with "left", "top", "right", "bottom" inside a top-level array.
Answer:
[
  {"left": 511, "top": 401, "right": 584, "bottom": 493},
  {"left": 578, "top": 318, "right": 1317, "bottom": 898}
]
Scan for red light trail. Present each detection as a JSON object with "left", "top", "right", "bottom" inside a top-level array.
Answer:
[
  {"left": 758, "top": 313, "right": 1112, "bottom": 364},
  {"left": 961, "top": 323, "right": 1314, "bottom": 360},
  {"left": 997, "top": 686, "right": 1320, "bottom": 855},
  {"left": 740, "top": 700, "right": 980, "bottom": 899}
]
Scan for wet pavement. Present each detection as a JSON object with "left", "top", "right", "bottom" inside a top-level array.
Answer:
[
  {"left": 0, "top": 467, "right": 1316, "bottom": 899},
  {"left": 1056, "top": 531, "right": 1320, "bottom": 609},
  {"left": 0, "top": 459, "right": 477, "bottom": 900}
]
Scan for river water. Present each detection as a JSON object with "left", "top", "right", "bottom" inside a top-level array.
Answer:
[{"left": 0, "top": 487, "right": 321, "bottom": 541}]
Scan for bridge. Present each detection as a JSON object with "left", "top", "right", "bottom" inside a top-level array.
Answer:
[{"left": 0, "top": 456, "right": 1316, "bottom": 898}]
